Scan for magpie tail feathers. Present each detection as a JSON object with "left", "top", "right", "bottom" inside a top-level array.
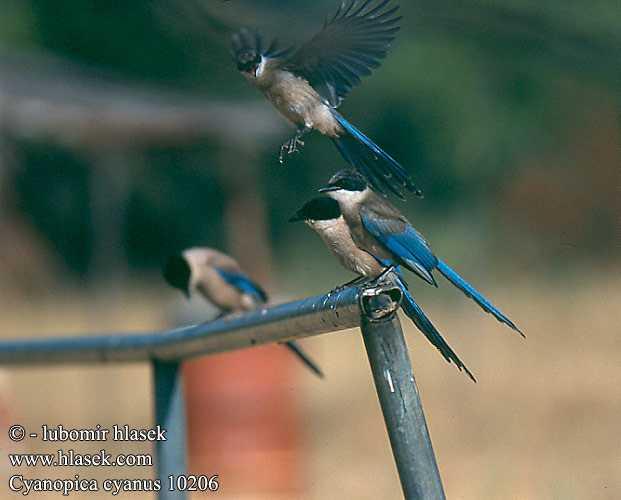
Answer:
[
  {"left": 436, "top": 259, "right": 524, "bottom": 337},
  {"left": 331, "top": 114, "right": 422, "bottom": 200},
  {"left": 284, "top": 341, "right": 324, "bottom": 378},
  {"left": 391, "top": 273, "right": 476, "bottom": 382}
]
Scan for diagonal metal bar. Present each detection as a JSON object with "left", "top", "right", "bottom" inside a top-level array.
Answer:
[
  {"left": 0, "top": 286, "right": 365, "bottom": 365},
  {"left": 0, "top": 281, "right": 448, "bottom": 499}
]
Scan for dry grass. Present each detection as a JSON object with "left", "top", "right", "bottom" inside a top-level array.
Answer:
[
  {"left": 0, "top": 271, "right": 618, "bottom": 499},
  {"left": 301, "top": 273, "right": 620, "bottom": 500}
]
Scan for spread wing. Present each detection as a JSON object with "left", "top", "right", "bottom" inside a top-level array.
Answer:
[
  {"left": 282, "top": 0, "right": 400, "bottom": 107},
  {"left": 359, "top": 202, "right": 438, "bottom": 285},
  {"left": 230, "top": 28, "right": 294, "bottom": 60}
]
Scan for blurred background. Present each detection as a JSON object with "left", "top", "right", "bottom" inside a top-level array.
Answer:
[{"left": 0, "top": 0, "right": 618, "bottom": 499}]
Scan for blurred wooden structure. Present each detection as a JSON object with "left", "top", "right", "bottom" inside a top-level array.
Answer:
[{"left": 0, "top": 48, "right": 286, "bottom": 288}]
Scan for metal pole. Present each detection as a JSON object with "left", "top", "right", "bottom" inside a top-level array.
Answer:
[
  {"left": 360, "top": 312, "right": 446, "bottom": 500},
  {"left": 0, "top": 286, "right": 362, "bottom": 365},
  {"left": 153, "top": 360, "right": 187, "bottom": 500}
]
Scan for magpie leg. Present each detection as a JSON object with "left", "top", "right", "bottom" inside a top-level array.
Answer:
[
  {"left": 279, "top": 126, "right": 311, "bottom": 163},
  {"left": 197, "top": 309, "right": 230, "bottom": 325},
  {"left": 371, "top": 265, "right": 397, "bottom": 285}
]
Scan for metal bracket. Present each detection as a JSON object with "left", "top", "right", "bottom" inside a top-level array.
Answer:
[{"left": 358, "top": 281, "right": 403, "bottom": 322}]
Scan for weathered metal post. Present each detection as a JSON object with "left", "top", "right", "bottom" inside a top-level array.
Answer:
[
  {"left": 153, "top": 360, "right": 187, "bottom": 500},
  {"left": 359, "top": 285, "right": 447, "bottom": 500}
]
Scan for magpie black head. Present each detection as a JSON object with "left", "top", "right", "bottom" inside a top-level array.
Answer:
[
  {"left": 234, "top": 49, "right": 261, "bottom": 73},
  {"left": 231, "top": 28, "right": 293, "bottom": 74},
  {"left": 288, "top": 197, "right": 342, "bottom": 223},
  {"left": 230, "top": 28, "right": 265, "bottom": 75},
  {"left": 319, "top": 170, "right": 368, "bottom": 193},
  {"left": 163, "top": 255, "right": 191, "bottom": 298}
]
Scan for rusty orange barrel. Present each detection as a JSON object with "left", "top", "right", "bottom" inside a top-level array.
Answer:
[{"left": 183, "top": 344, "right": 304, "bottom": 498}]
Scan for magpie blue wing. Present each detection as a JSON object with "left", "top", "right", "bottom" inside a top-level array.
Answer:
[
  {"left": 282, "top": 0, "right": 401, "bottom": 107},
  {"left": 359, "top": 204, "right": 438, "bottom": 285},
  {"left": 213, "top": 266, "right": 268, "bottom": 303}
]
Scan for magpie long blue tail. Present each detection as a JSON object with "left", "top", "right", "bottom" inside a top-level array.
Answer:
[
  {"left": 436, "top": 259, "right": 524, "bottom": 337},
  {"left": 284, "top": 341, "right": 324, "bottom": 378},
  {"left": 331, "top": 113, "right": 422, "bottom": 200},
  {"left": 391, "top": 272, "right": 476, "bottom": 382}
]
